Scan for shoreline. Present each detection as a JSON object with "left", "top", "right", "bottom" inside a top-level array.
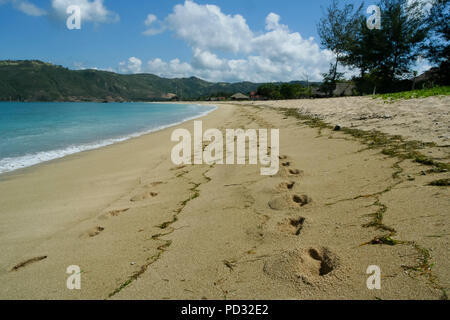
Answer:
[
  {"left": 0, "top": 103, "right": 232, "bottom": 299},
  {"left": 0, "top": 103, "right": 217, "bottom": 177},
  {"left": 0, "top": 99, "right": 448, "bottom": 300}
]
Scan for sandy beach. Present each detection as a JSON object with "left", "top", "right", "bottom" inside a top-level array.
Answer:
[{"left": 0, "top": 97, "right": 448, "bottom": 300}]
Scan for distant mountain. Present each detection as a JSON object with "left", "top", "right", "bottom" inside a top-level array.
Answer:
[{"left": 0, "top": 60, "right": 262, "bottom": 102}]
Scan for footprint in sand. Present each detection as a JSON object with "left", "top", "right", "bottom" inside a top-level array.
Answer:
[
  {"left": 268, "top": 196, "right": 289, "bottom": 211},
  {"left": 308, "top": 248, "right": 337, "bottom": 276},
  {"left": 87, "top": 226, "right": 104, "bottom": 238},
  {"left": 279, "top": 155, "right": 288, "bottom": 160},
  {"left": 282, "top": 162, "right": 291, "bottom": 167},
  {"left": 290, "top": 217, "right": 306, "bottom": 235},
  {"left": 288, "top": 169, "right": 303, "bottom": 176},
  {"left": 130, "top": 191, "right": 159, "bottom": 202},
  {"left": 263, "top": 247, "right": 339, "bottom": 285},
  {"left": 268, "top": 194, "right": 311, "bottom": 210},
  {"left": 279, "top": 181, "right": 295, "bottom": 190},
  {"left": 292, "top": 194, "right": 311, "bottom": 207},
  {"left": 100, "top": 208, "right": 130, "bottom": 219},
  {"left": 279, "top": 217, "right": 305, "bottom": 235}
]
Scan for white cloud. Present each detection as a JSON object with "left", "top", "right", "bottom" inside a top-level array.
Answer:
[
  {"left": 119, "top": 57, "right": 142, "bottom": 74},
  {"left": 413, "top": 56, "right": 432, "bottom": 75},
  {"left": 51, "top": 0, "right": 119, "bottom": 23},
  {"left": 0, "top": 0, "right": 46, "bottom": 16},
  {"left": 143, "top": 13, "right": 165, "bottom": 36},
  {"left": 144, "top": 14, "right": 157, "bottom": 26},
  {"left": 147, "top": 58, "right": 193, "bottom": 78},
  {"left": 265, "top": 13, "right": 287, "bottom": 32},
  {"left": 15, "top": 0, "right": 46, "bottom": 16},
  {"left": 143, "top": 28, "right": 165, "bottom": 36},
  {"left": 135, "top": 1, "right": 332, "bottom": 82},
  {"left": 136, "top": 49, "right": 330, "bottom": 83},
  {"left": 0, "top": 0, "right": 118, "bottom": 23},
  {"left": 165, "top": 0, "right": 253, "bottom": 53},
  {"left": 73, "top": 61, "right": 116, "bottom": 72},
  {"left": 192, "top": 49, "right": 225, "bottom": 70}
]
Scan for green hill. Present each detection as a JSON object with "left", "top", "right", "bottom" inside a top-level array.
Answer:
[{"left": 0, "top": 60, "right": 261, "bottom": 102}]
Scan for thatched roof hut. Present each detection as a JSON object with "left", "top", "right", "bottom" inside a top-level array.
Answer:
[{"left": 230, "top": 93, "right": 250, "bottom": 100}]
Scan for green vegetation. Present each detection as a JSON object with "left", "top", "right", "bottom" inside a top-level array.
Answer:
[
  {"left": 0, "top": 60, "right": 259, "bottom": 102},
  {"left": 317, "top": 0, "right": 361, "bottom": 96},
  {"left": 256, "top": 82, "right": 313, "bottom": 99},
  {"left": 282, "top": 108, "right": 450, "bottom": 174},
  {"left": 362, "top": 200, "right": 397, "bottom": 233},
  {"left": 423, "top": 0, "right": 449, "bottom": 86},
  {"left": 367, "top": 235, "right": 403, "bottom": 246},
  {"left": 317, "top": 0, "right": 449, "bottom": 95},
  {"left": 377, "top": 86, "right": 450, "bottom": 100},
  {"left": 428, "top": 179, "right": 450, "bottom": 187}
]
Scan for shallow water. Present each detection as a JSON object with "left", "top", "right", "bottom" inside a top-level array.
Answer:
[{"left": 0, "top": 102, "right": 215, "bottom": 174}]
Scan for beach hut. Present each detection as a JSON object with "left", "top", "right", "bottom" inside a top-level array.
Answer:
[{"left": 230, "top": 93, "right": 250, "bottom": 100}]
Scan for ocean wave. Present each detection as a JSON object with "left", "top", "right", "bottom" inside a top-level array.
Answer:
[{"left": 0, "top": 104, "right": 217, "bottom": 175}]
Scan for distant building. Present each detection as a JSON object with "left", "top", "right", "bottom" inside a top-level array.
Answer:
[
  {"left": 333, "top": 83, "right": 355, "bottom": 96},
  {"left": 413, "top": 67, "right": 441, "bottom": 88},
  {"left": 208, "top": 97, "right": 226, "bottom": 101},
  {"left": 230, "top": 93, "right": 250, "bottom": 100},
  {"left": 250, "top": 91, "right": 265, "bottom": 100},
  {"left": 163, "top": 93, "right": 178, "bottom": 100},
  {"left": 312, "top": 83, "right": 356, "bottom": 98},
  {"left": 311, "top": 87, "right": 326, "bottom": 97}
]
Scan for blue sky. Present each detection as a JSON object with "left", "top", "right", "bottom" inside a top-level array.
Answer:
[{"left": 0, "top": 0, "right": 431, "bottom": 82}]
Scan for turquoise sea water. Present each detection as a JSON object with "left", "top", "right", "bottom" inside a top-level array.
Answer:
[{"left": 0, "top": 102, "right": 216, "bottom": 174}]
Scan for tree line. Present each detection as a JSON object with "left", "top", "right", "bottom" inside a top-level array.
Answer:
[
  {"left": 317, "top": 0, "right": 449, "bottom": 95},
  {"left": 256, "top": 83, "right": 313, "bottom": 99}
]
